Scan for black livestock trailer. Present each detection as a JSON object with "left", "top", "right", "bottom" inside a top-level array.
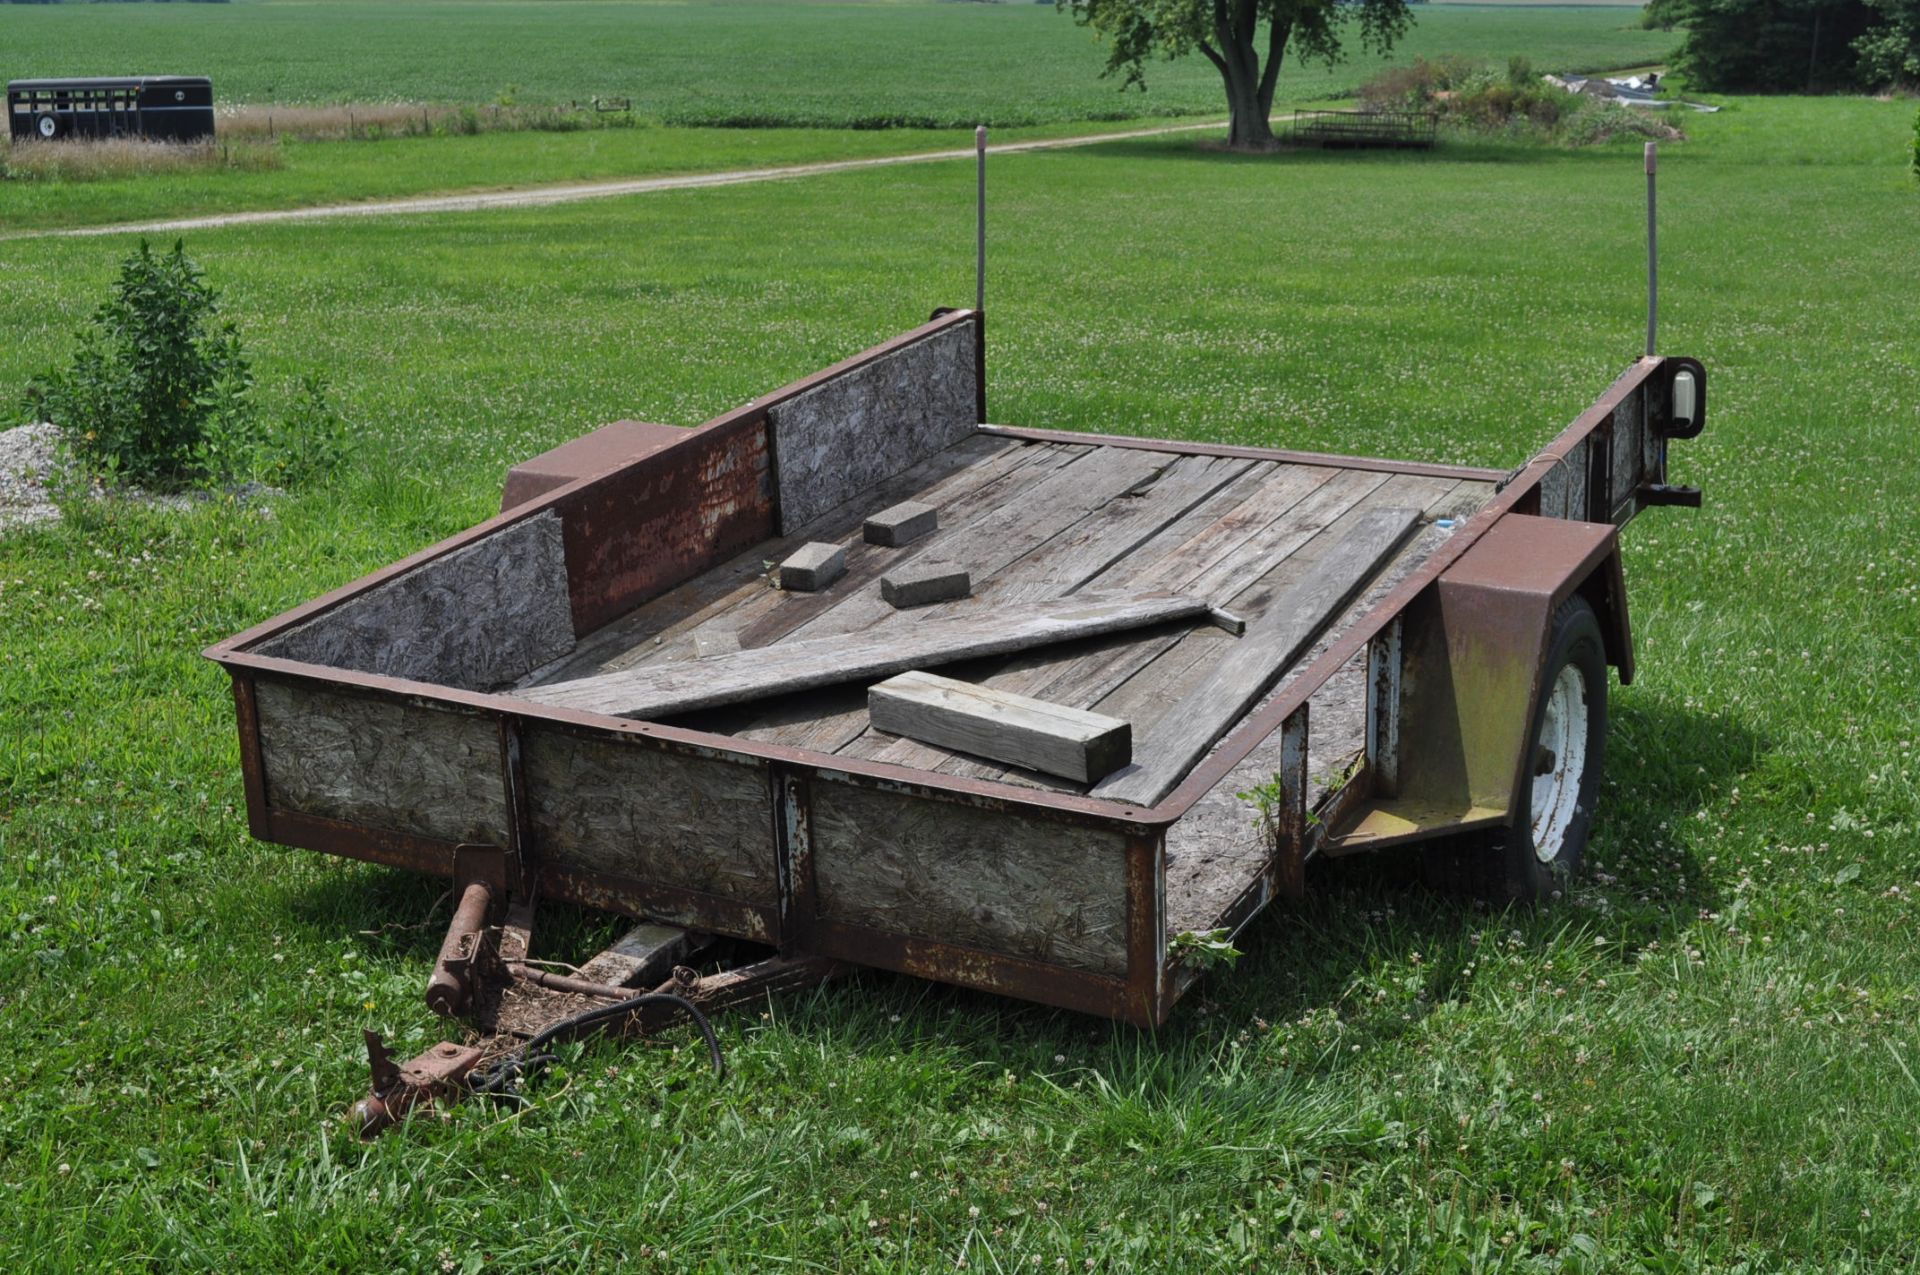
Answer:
[{"left": 7, "top": 76, "right": 214, "bottom": 143}]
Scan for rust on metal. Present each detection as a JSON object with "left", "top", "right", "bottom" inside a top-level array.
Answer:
[
  {"left": 354, "top": 1034, "right": 484, "bottom": 1137},
  {"left": 555, "top": 410, "right": 774, "bottom": 636},
  {"left": 229, "top": 674, "right": 271, "bottom": 840},
  {"left": 427, "top": 880, "right": 496, "bottom": 1016},
  {"left": 1123, "top": 831, "right": 1166, "bottom": 1025}
]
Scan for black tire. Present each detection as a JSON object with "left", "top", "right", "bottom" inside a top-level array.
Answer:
[
  {"left": 1424, "top": 594, "right": 1608, "bottom": 903},
  {"left": 36, "top": 113, "right": 60, "bottom": 141}
]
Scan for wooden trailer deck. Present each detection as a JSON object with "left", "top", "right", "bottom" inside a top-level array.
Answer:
[{"left": 523, "top": 434, "right": 1491, "bottom": 799}]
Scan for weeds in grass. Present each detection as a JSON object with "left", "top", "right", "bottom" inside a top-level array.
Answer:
[
  {"left": 1, "top": 137, "right": 283, "bottom": 182},
  {"left": 214, "top": 101, "right": 641, "bottom": 144}
]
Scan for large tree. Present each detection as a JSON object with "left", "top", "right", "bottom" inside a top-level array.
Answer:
[{"left": 1062, "top": 0, "right": 1414, "bottom": 150}]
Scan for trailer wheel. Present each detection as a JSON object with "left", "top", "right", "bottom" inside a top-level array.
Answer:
[
  {"left": 37, "top": 113, "right": 60, "bottom": 140},
  {"left": 1427, "top": 595, "right": 1608, "bottom": 902}
]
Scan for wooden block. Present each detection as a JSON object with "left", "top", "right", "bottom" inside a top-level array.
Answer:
[
  {"left": 870, "top": 671, "right": 1131, "bottom": 784},
  {"left": 693, "top": 631, "right": 742, "bottom": 660},
  {"left": 864, "top": 500, "right": 939, "bottom": 547},
  {"left": 574, "top": 923, "right": 692, "bottom": 988},
  {"left": 881, "top": 562, "right": 971, "bottom": 608},
  {"left": 519, "top": 591, "right": 1211, "bottom": 720},
  {"left": 779, "top": 542, "right": 847, "bottom": 592}
]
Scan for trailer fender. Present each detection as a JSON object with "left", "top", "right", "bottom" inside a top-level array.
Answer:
[{"left": 1330, "top": 514, "right": 1630, "bottom": 853}]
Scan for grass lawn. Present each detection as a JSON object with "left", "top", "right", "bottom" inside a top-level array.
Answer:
[{"left": 1, "top": 95, "right": 1917, "bottom": 1268}]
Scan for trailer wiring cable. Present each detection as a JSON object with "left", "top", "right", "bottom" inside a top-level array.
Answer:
[{"left": 467, "top": 992, "right": 726, "bottom": 1101}]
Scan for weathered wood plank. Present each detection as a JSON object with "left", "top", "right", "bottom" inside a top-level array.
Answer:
[
  {"left": 981, "top": 453, "right": 1259, "bottom": 601},
  {"left": 869, "top": 671, "right": 1131, "bottom": 783},
  {"left": 255, "top": 681, "right": 510, "bottom": 845},
  {"left": 810, "top": 780, "right": 1131, "bottom": 975},
  {"left": 258, "top": 509, "right": 573, "bottom": 691},
  {"left": 518, "top": 592, "right": 1211, "bottom": 720},
  {"left": 1091, "top": 505, "right": 1423, "bottom": 807}
]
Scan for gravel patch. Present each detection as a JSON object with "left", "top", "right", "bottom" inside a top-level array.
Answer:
[
  {"left": 0, "top": 422, "right": 62, "bottom": 533},
  {"left": 0, "top": 421, "right": 285, "bottom": 533}
]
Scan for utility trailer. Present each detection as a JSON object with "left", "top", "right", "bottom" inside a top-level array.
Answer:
[{"left": 204, "top": 310, "right": 1705, "bottom": 1126}]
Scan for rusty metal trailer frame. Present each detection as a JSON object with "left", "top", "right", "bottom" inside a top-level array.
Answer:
[{"left": 205, "top": 309, "right": 1703, "bottom": 1030}]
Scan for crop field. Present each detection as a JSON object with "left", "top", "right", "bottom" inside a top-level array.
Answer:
[
  {"left": 2, "top": 68, "right": 1918, "bottom": 1275},
  {"left": 0, "top": 0, "right": 1677, "bottom": 125}
]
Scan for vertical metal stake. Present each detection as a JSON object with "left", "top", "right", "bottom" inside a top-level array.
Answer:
[
  {"left": 1645, "top": 141, "right": 1658, "bottom": 358},
  {"left": 975, "top": 125, "right": 988, "bottom": 314}
]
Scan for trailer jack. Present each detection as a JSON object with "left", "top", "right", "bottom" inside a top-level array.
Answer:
[{"left": 352, "top": 852, "right": 841, "bottom": 1137}]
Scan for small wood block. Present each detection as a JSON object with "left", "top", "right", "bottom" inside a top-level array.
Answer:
[
  {"left": 693, "top": 631, "right": 741, "bottom": 660},
  {"left": 863, "top": 500, "right": 939, "bottom": 547},
  {"left": 881, "top": 562, "right": 971, "bottom": 608},
  {"left": 870, "top": 671, "right": 1131, "bottom": 784},
  {"left": 779, "top": 542, "right": 847, "bottom": 592}
]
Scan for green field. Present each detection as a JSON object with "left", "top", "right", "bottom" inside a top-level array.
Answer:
[
  {"left": 0, "top": 0, "right": 1675, "bottom": 124},
  {"left": 3, "top": 88, "right": 1918, "bottom": 1268}
]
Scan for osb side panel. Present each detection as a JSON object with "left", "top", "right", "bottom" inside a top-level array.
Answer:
[
  {"left": 811, "top": 782, "right": 1129, "bottom": 975},
  {"left": 254, "top": 511, "right": 573, "bottom": 691},
  {"left": 769, "top": 324, "right": 979, "bottom": 532},
  {"left": 254, "top": 681, "right": 510, "bottom": 846},
  {"left": 523, "top": 729, "right": 777, "bottom": 906}
]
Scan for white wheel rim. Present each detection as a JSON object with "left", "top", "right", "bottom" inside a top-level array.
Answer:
[
  {"left": 1530, "top": 661, "right": 1589, "bottom": 864},
  {"left": 38, "top": 115, "right": 56, "bottom": 139}
]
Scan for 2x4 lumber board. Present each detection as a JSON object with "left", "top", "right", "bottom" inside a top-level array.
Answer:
[
  {"left": 869, "top": 671, "right": 1131, "bottom": 784},
  {"left": 1091, "top": 505, "right": 1424, "bottom": 807},
  {"left": 517, "top": 592, "right": 1212, "bottom": 721},
  {"left": 530, "top": 432, "right": 1018, "bottom": 682}
]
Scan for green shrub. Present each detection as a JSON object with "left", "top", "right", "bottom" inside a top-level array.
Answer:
[
  {"left": 22, "top": 240, "right": 251, "bottom": 488},
  {"left": 20, "top": 240, "right": 352, "bottom": 491},
  {"left": 1913, "top": 104, "right": 1919, "bottom": 181}
]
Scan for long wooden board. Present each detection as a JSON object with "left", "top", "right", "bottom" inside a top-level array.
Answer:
[
  {"left": 517, "top": 592, "right": 1212, "bottom": 720},
  {"left": 1090, "top": 506, "right": 1423, "bottom": 807}
]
